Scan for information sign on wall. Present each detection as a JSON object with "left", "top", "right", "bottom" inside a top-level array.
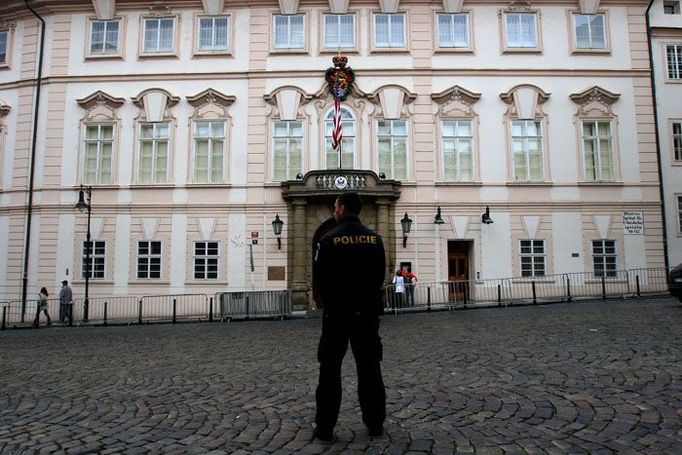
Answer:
[{"left": 623, "top": 211, "right": 644, "bottom": 235}]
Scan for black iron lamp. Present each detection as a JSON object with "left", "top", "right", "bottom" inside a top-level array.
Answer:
[
  {"left": 434, "top": 206, "right": 445, "bottom": 225},
  {"left": 272, "top": 214, "right": 284, "bottom": 249},
  {"left": 75, "top": 185, "right": 92, "bottom": 322},
  {"left": 400, "top": 212, "right": 413, "bottom": 248},
  {"left": 481, "top": 206, "right": 493, "bottom": 225}
]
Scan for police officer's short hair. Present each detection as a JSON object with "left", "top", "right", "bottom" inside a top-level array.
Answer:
[{"left": 337, "top": 192, "right": 362, "bottom": 215}]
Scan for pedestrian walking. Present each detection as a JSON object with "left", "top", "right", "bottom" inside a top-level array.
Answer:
[
  {"left": 33, "top": 287, "right": 52, "bottom": 327},
  {"left": 312, "top": 192, "right": 386, "bottom": 442},
  {"left": 59, "top": 280, "right": 72, "bottom": 323},
  {"left": 392, "top": 270, "right": 405, "bottom": 308}
]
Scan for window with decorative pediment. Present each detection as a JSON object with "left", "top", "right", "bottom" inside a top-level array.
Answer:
[
  {"left": 132, "top": 89, "right": 179, "bottom": 184},
  {"left": 187, "top": 89, "right": 235, "bottom": 183},
  {"left": 500, "top": 3, "right": 540, "bottom": 52},
  {"left": 500, "top": 85, "right": 550, "bottom": 182},
  {"left": 367, "top": 85, "right": 416, "bottom": 180},
  {"left": 570, "top": 86, "right": 620, "bottom": 182},
  {"left": 264, "top": 87, "right": 312, "bottom": 181},
  {"left": 76, "top": 91, "right": 125, "bottom": 185},
  {"left": 140, "top": 3, "right": 178, "bottom": 56},
  {"left": 432, "top": 86, "right": 481, "bottom": 182}
]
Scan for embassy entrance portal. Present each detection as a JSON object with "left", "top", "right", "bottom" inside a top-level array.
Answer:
[{"left": 281, "top": 170, "right": 402, "bottom": 310}]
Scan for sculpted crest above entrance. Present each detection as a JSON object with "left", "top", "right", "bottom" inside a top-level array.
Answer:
[{"left": 281, "top": 170, "right": 401, "bottom": 201}]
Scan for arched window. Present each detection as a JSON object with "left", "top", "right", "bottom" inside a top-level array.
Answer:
[{"left": 324, "top": 107, "right": 355, "bottom": 169}]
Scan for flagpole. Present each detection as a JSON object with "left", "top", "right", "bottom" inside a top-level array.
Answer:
[{"left": 336, "top": 49, "right": 342, "bottom": 170}]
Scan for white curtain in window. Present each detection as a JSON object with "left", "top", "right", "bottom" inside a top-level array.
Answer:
[
  {"left": 377, "top": 120, "right": 407, "bottom": 179},
  {"left": 506, "top": 13, "right": 536, "bottom": 48},
  {"left": 442, "top": 120, "right": 473, "bottom": 181},
  {"left": 575, "top": 15, "right": 605, "bottom": 49},
  {"left": 438, "top": 14, "right": 468, "bottom": 48}
]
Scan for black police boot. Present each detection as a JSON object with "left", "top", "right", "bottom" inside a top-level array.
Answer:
[
  {"left": 313, "top": 427, "right": 334, "bottom": 442},
  {"left": 368, "top": 426, "right": 384, "bottom": 437}
]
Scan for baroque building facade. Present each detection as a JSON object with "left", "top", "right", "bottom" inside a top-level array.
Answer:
[{"left": 0, "top": 0, "right": 669, "bottom": 310}]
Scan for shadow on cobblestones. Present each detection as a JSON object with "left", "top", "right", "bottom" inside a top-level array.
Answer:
[{"left": 1, "top": 298, "right": 681, "bottom": 454}]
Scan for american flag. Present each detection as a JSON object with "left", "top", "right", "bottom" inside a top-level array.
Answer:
[{"left": 331, "top": 86, "right": 342, "bottom": 153}]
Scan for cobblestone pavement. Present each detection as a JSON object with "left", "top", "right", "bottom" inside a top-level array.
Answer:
[{"left": 1, "top": 297, "right": 682, "bottom": 454}]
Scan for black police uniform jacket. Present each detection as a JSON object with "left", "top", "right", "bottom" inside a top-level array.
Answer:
[{"left": 313, "top": 215, "right": 386, "bottom": 315}]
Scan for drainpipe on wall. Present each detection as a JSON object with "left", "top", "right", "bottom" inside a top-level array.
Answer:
[
  {"left": 20, "top": 0, "right": 45, "bottom": 321},
  {"left": 645, "top": 0, "right": 670, "bottom": 271}
]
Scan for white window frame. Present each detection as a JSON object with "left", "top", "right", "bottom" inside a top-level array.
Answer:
[
  {"left": 441, "top": 119, "right": 474, "bottom": 182},
  {"left": 82, "top": 240, "right": 106, "bottom": 280},
  {"left": 83, "top": 124, "right": 115, "bottom": 185},
  {"left": 571, "top": 13, "right": 608, "bottom": 52},
  {"left": 592, "top": 239, "right": 617, "bottom": 278},
  {"left": 323, "top": 13, "right": 356, "bottom": 51},
  {"left": 273, "top": 14, "right": 305, "bottom": 50},
  {"left": 141, "top": 16, "right": 177, "bottom": 55},
  {"left": 581, "top": 120, "right": 615, "bottom": 181},
  {"left": 137, "top": 240, "right": 162, "bottom": 279},
  {"left": 195, "top": 15, "right": 230, "bottom": 54},
  {"left": 377, "top": 119, "right": 408, "bottom": 180},
  {"left": 138, "top": 122, "right": 170, "bottom": 184},
  {"left": 677, "top": 195, "right": 682, "bottom": 234},
  {"left": 436, "top": 12, "right": 471, "bottom": 50},
  {"left": 272, "top": 120, "right": 304, "bottom": 181},
  {"left": 87, "top": 19, "right": 121, "bottom": 57},
  {"left": 193, "top": 121, "right": 226, "bottom": 183},
  {"left": 511, "top": 119, "right": 544, "bottom": 182},
  {"left": 502, "top": 12, "right": 540, "bottom": 52},
  {"left": 673, "top": 121, "right": 682, "bottom": 162},
  {"left": 520, "top": 239, "right": 546, "bottom": 278},
  {"left": 193, "top": 241, "right": 220, "bottom": 280},
  {"left": 666, "top": 44, "right": 682, "bottom": 81},
  {"left": 0, "top": 28, "right": 12, "bottom": 68},
  {"left": 373, "top": 13, "right": 406, "bottom": 49},
  {"left": 325, "top": 107, "right": 355, "bottom": 169}
]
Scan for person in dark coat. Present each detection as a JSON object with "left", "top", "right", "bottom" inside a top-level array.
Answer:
[
  {"left": 312, "top": 192, "right": 387, "bottom": 442},
  {"left": 59, "top": 280, "right": 72, "bottom": 323}
]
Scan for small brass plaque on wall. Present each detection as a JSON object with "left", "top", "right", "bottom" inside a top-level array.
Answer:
[{"left": 268, "top": 266, "right": 286, "bottom": 281}]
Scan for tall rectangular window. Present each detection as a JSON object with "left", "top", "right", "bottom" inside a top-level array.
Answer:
[
  {"left": 512, "top": 120, "right": 543, "bottom": 181},
  {"left": 678, "top": 196, "right": 682, "bottom": 233},
  {"left": 442, "top": 120, "right": 473, "bottom": 181},
  {"left": 90, "top": 20, "right": 120, "bottom": 55},
  {"left": 520, "top": 240, "right": 545, "bottom": 277},
  {"left": 194, "top": 241, "right": 219, "bottom": 279},
  {"left": 82, "top": 240, "right": 106, "bottom": 279},
  {"left": 505, "top": 13, "right": 537, "bottom": 48},
  {"left": 674, "top": 122, "right": 682, "bottom": 161},
  {"left": 274, "top": 15, "right": 304, "bottom": 49},
  {"left": 139, "top": 123, "right": 169, "bottom": 184},
  {"left": 0, "top": 31, "right": 8, "bottom": 64},
  {"left": 143, "top": 18, "right": 175, "bottom": 53},
  {"left": 582, "top": 121, "right": 614, "bottom": 181},
  {"left": 374, "top": 13, "right": 405, "bottom": 48},
  {"left": 378, "top": 120, "right": 408, "bottom": 180},
  {"left": 592, "top": 239, "right": 617, "bottom": 278},
  {"left": 273, "top": 121, "right": 303, "bottom": 181},
  {"left": 437, "top": 13, "right": 469, "bottom": 48},
  {"left": 325, "top": 107, "right": 355, "bottom": 169},
  {"left": 667, "top": 44, "right": 682, "bottom": 80},
  {"left": 574, "top": 14, "right": 605, "bottom": 50},
  {"left": 83, "top": 125, "right": 114, "bottom": 185},
  {"left": 137, "top": 241, "right": 161, "bottom": 279},
  {"left": 324, "top": 14, "right": 355, "bottom": 49},
  {"left": 198, "top": 17, "right": 229, "bottom": 52},
  {"left": 194, "top": 121, "right": 225, "bottom": 183}
]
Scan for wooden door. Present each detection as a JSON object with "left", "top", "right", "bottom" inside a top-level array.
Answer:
[{"left": 448, "top": 241, "right": 470, "bottom": 302}]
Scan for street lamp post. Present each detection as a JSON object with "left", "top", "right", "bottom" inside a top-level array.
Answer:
[{"left": 75, "top": 185, "right": 91, "bottom": 322}]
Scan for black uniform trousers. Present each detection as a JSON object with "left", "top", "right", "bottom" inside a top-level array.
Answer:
[{"left": 315, "top": 311, "right": 386, "bottom": 433}]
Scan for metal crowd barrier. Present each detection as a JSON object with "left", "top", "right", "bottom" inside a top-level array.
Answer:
[
  {"left": 137, "top": 294, "right": 211, "bottom": 324},
  {"left": 217, "top": 290, "right": 292, "bottom": 321},
  {"left": 383, "top": 267, "right": 673, "bottom": 314}
]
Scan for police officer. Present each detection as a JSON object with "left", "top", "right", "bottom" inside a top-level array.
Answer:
[{"left": 312, "top": 192, "right": 386, "bottom": 441}]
